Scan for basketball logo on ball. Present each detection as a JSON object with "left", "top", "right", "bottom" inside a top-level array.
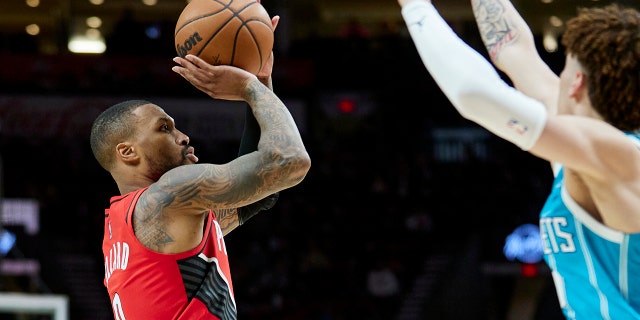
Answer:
[{"left": 175, "top": 0, "right": 274, "bottom": 75}]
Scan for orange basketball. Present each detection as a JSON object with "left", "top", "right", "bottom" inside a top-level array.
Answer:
[{"left": 174, "top": 0, "right": 274, "bottom": 75}]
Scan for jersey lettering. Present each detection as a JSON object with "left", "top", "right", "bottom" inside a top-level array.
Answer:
[
  {"left": 213, "top": 220, "right": 227, "bottom": 255},
  {"left": 104, "top": 241, "right": 130, "bottom": 285},
  {"left": 540, "top": 217, "right": 576, "bottom": 254}
]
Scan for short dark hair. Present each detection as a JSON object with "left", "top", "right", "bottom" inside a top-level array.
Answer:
[
  {"left": 562, "top": 4, "right": 640, "bottom": 131},
  {"left": 90, "top": 100, "right": 152, "bottom": 171}
]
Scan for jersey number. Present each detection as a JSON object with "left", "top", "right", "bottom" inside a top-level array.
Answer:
[{"left": 112, "top": 293, "right": 127, "bottom": 320}]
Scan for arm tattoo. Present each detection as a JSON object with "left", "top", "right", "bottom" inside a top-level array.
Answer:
[
  {"left": 244, "top": 81, "right": 309, "bottom": 185},
  {"left": 472, "top": 0, "right": 519, "bottom": 61},
  {"left": 213, "top": 208, "right": 240, "bottom": 235},
  {"left": 132, "top": 81, "right": 308, "bottom": 243},
  {"left": 134, "top": 187, "right": 176, "bottom": 251},
  {"left": 136, "top": 179, "right": 243, "bottom": 247}
]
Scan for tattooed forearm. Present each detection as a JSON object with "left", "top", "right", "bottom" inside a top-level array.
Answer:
[
  {"left": 471, "top": 0, "right": 519, "bottom": 61},
  {"left": 244, "top": 80, "right": 310, "bottom": 185}
]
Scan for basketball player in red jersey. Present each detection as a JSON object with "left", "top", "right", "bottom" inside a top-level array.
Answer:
[{"left": 90, "top": 17, "right": 310, "bottom": 320}]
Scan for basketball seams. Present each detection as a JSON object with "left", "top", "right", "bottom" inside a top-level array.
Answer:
[
  {"left": 195, "top": 16, "right": 237, "bottom": 58},
  {"left": 174, "top": 0, "right": 232, "bottom": 35},
  {"left": 237, "top": 20, "right": 272, "bottom": 69},
  {"left": 225, "top": 0, "right": 256, "bottom": 61},
  {"left": 228, "top": 23, "right": 265, "bottom": 68},
  {"left": 231, "top": 2, "right": 272, "bottom": 69},
  {"left": 178, "top": 0, "right": 270, "bottom": 59},
  {"left": 229, "top": 28, "right": 241, "bottom": 66},
  {"left": 175, "top": 10, "right": 227, "bottom": 35},
  {"left": 233, "top": 1, "right": 272, "bottom": 31},
  {"left": 175, "top": 0, "right": 273, "bottom": 74},
  {"left": 194, "top": 2, "right": 239, "bottom": 58},
  {"left": 243, "top": 17, "right": 271, "bottom": 29},
  {"left": 215, "top": 1, "right": 271, "bottom": 69}
]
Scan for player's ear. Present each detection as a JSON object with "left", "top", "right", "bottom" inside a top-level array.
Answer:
[
  {"left": 568, "top": 70, "right": 587, "bottom": 100},
  {"left": 115, "top": 142, "right": 140, "bottom": 165}
]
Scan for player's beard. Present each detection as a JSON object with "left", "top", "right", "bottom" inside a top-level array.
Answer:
[{"left": 145, "top": 149, "right": 190, "bottom": 181}]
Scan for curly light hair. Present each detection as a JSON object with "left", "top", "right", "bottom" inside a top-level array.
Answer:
[{"left": 561, "top": 4, "right": 640, "bottom": 132}]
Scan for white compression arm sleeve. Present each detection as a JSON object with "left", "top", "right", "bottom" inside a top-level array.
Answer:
[{"left": 401, "top": 0, "right": 547, "bottom": 150}]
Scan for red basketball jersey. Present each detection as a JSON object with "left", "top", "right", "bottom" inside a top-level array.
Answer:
[{"left": 102, "top": 187, "right": 236, "bottom": 320}]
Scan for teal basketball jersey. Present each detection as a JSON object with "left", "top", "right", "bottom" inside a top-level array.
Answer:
[{"left": 539, "top": 133, "right": 640, "bottom": 320}]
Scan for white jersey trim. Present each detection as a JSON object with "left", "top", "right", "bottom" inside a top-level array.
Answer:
[
  {"left": 630, "top": 134, "right": 640, "bottom": 148},
  {"left": 561, "top": 185, "right": 624, "bottom": 243},
  {"left": 620, "top": 235, "right": 630, "bottom": 301}
]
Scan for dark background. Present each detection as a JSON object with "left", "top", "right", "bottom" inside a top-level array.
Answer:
[{"left": 1, "top": 0, "right": 636, "bottom": 319}]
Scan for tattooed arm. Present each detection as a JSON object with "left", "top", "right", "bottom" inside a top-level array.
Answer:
[
  {"left": 134, "top": 55, "right": 310, "bottom": 252},
  {"left": 168, "top": 55, "right": 309, "bottom": 212},
  {"left": 471, "top": 0, "right": 560, "bottom": 114}
]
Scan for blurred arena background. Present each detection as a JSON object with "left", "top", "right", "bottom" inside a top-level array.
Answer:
[{"left": 1, "top": 0, "right": 637, "bottom": 319}]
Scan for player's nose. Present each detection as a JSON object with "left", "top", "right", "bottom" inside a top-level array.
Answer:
[{"left": 176, "top": 130, "right": 190, "bottom": 145}]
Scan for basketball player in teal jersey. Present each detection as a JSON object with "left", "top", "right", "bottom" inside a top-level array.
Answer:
[{"left": 397, "top": 0, "right": 640, "bottom": 318}]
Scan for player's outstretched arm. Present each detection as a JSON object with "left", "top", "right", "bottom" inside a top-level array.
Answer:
[
  {"left": 470, "top": 0, "right": 560, "bottom": 114},
  {"left": 398, "top": 0, "right": 547, "bottom": 151},
  {"left": 398, "top": 0, "right": 640, "bottom": 184}
]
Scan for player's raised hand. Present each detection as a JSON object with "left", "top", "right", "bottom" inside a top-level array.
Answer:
[{"left": 172, "top": 54, "right": 259, "bottom": 101}]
